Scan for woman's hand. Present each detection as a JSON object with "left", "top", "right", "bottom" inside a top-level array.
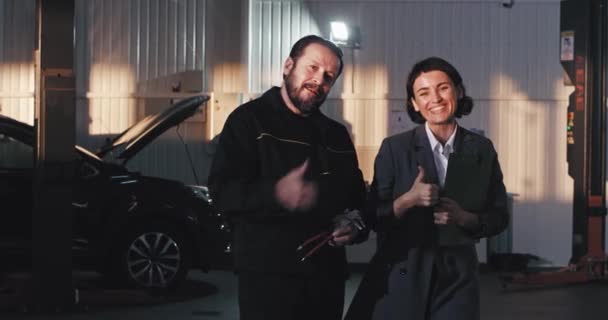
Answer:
[
  {"left": 433, "top": 197, "right": 478, "bottom": 229},
  {"left": 393, "top": 166, "right": 439, "bottom": 218}
]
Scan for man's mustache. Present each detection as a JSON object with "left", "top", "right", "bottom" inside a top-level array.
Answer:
[{"left": 302, "top": 83, "right": 324, "bottom": 97}]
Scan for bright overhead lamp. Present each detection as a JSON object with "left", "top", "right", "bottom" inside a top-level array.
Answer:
[
  {"left": 330, "top": 21, "right": 360, "bottom": 49},
  {"left": 330, "top": 22, "right": 349, "bottom": 42}
]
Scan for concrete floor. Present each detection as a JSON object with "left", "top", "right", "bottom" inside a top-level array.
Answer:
[{"left": 1, "top": 269, "right": 607, "bottom": 319}]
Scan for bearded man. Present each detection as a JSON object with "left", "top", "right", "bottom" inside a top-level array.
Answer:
[{"left": 208, "top": 35, "right": 367, "bottom": 320}]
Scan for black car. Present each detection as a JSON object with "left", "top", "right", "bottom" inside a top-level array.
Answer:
[{"left": 0, "top": 96, "right": 231, "bottom": 290}]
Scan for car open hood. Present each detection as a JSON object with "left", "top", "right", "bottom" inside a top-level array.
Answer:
[{"left": 98, "top": 95, "right": 210, "bottom": 164}]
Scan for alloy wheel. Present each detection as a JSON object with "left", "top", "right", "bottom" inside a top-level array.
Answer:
[{"left": 125, "top": 232, "right": 182, "bottom": 288}]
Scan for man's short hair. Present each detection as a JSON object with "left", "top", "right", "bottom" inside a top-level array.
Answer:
[{"left": 288, "top": 35, "right": 344, "bottom": 77}]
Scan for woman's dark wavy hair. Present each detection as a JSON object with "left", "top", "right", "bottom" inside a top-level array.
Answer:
[{"left": 405, "top": 57, "right": 474, "bottom": 124}]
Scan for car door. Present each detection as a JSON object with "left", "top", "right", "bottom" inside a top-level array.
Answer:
[
  {"left": 0, "top": 132, "right": 34, "bottom": 252},
  {"left": 72, "top": 156, "right": 104, "bottom": 249}
]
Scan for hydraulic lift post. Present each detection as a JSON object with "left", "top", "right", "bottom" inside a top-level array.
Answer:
[
  {"left": 31, "top": 0, "right": 76, "bottom": 310},
  {"left": 507, "top": 0, "right": 608, "bottom": 286}
]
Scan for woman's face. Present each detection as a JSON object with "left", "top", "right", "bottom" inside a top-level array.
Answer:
[{"left": 410, "top": 70, "right": 460, "bottom": 126}]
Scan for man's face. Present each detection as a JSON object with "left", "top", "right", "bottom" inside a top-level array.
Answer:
[{"left": 283, "top": 43, "right": 341, "bottom": 115}]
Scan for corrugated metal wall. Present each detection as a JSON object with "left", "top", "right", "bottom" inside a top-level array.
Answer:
[
  {"left": 0, "top": 0, "right": 246, "bottom": 186},
  {"left": 250, "top": 0, "right": 573, "bottom": 265},
  {"left": 75, "top": 0, "right": 206, "bottom": 98},
  {"left": 74, "top": 0, "right": 207, "bottom": 138},
  {"left": 0, "top": 0, "right": 35, "bottom": 125},
  {"left": 75, "top": 0, "right": 212, "bottom": 184},
  {"left": 74, "top": 0, "right": 248, "bottom": 185}
]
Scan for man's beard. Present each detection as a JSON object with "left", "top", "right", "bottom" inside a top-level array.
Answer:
[{"left": 284, "top": 72, "right": 328, "bottom": 115}]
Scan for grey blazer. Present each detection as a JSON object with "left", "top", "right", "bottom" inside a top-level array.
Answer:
[
  {"left": 371, "top": 125, "right": 508, "bottom": 243},
  {"left": 346, "top": 125, "right": 509, "bottom": 320}
]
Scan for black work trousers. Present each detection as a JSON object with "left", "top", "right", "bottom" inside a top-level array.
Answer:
[{"left": 238, "top": 269, "right": 345, "bottom": 320}]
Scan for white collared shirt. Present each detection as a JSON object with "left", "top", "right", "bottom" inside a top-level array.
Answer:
[{"left": 424, "top": 122, "right": 458, "bottom": 188}]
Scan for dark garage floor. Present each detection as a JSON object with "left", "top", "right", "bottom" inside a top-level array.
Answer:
[{"left": 1, "top": 269, "right": 607, "bottom": 319}]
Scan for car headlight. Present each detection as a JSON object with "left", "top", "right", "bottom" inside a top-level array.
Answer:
[{"left": 187, "top": 185, "right": 213, "bottom": 205}]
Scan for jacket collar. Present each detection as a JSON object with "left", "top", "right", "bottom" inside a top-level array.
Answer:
[
  {"left": 411, "top": 123, "right": 477, "bottom": 184},
  {"left": 453, "top": 125, "right": 476, "bottom": 154}
]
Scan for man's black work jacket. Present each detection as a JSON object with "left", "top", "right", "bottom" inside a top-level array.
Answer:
[{"left": 208, "top": 87, "right": 366, "bottom": 274}]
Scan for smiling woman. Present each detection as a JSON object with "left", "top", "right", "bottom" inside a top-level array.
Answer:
[
  {"left": 345, "top": 57, "right": 509, "bottom": 320},
  {"left": 410, "top": 70, "right": 459, "bottom": 129},
  {"left": 405, "top": 57, "right": 474, "bottom": 133}
]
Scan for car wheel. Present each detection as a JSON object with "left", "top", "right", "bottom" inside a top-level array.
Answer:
[{"left": 119, "top": 224, "right": 191, "bottom": 290}]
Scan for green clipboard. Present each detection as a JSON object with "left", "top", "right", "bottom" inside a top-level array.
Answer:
[{"left": 438, "top": 151, "right": 493, "bottom": 246}]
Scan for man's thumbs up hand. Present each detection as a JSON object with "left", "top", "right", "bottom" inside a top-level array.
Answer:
[{"left": 275, "top": 159, "right": 318, "bottom": 212}]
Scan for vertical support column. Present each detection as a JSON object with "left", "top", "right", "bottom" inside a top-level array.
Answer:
[
  {"left": 31, "top": 0, "right": 76, "bottom": 310},
  {"left": 586, "top": 0, "right": 607, "bottom": 258},
  {"left": 560, "top": 0, "right": 607, "bottom": 265},
  {"left": 561, "top": 0, "right": 591, "bottom": 264}
]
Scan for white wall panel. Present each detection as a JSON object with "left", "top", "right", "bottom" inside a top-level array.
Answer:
[
  {"left": 74, "top": 0, "right": 217, "bottom": 185},
  {"left": 76, "top": 0, "right": 206, "bottom": 98},
  {"left": 251, "top": 0, "right": 565, "bottom": 99},
  {"left": 250, "top": 0, "right": 321, "bottom": 92},
  {"left": 205, "top": 0, "right": 248, "bottom": 93},
  {"left": 0, "top": 0, "right": 35, "bottom": 124}
]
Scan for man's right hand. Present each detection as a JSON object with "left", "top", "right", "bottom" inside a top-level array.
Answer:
[
  {"left": 393, "top": 166, "right": 439, "bottom": 218},
  {"left": 275, "top": 160, "right": 318, "bottom": 212}
]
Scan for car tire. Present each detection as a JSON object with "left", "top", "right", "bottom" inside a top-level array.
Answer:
[{"left": 114, "top": 222, "right": 192, "bottom": 291}]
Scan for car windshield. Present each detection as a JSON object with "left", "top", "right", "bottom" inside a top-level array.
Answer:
[
  {"left": 98, "top": 95, "right": 208, "bottom": 163},
  {"left": 109, "top": 115, "right": 157, "bottom": 148},
  {"left": 98, "top": 115, "right": 156, "bottom": 162}
]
